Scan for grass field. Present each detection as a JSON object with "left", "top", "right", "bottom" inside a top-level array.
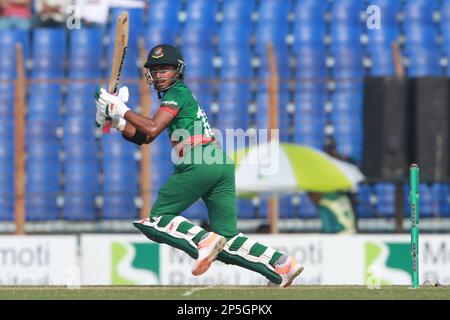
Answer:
[{"left": 0, "top": 285, "right": 449, "bottom": 300}]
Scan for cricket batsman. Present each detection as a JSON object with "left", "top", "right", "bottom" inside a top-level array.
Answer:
[{"left": 95, "top": 44, "right": 303, "bottom": 287}]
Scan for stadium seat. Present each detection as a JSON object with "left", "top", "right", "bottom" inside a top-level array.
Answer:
[
  {"left": 405, "top": 25, "right": 439, "bottom": 48},
  {"left": 181, "top": 0, "right": 218, "bottom": 47},
  {"left": 0, "top": 142, "right": 13, "bottom": 220},
  {"left": 144, "top": 0, "right": 181, "bottom": 46},
  {"left": 441, "top": 0, "right": 450, "bottom": 45},
  {"left": 218, "top": 0, "right": 255, "bottom": 46},
  {"left": 237, "top": 198, "right": 257, "bottom": 219},
  {"left": 182, "top": 48, "right": 215, "bottom": 109},
  {"left": 256, "top": 0, "right": 290, "bottom": 43},
  {"left": 0, "top": 29, "right": 30, "bottom": 59},
  {"left": 404, "top": 0, "right": 438, "bottom": 25},
  {"left": 357, "top": 184, "right": 374, "bottom": 218},
  {"left": 367, "top": 0, "right": 401, "bottom": 24},
  {"left": 279, "top": 195, "right": 305, "bottom": 219},
  {"left": 26, "top": 159, "right": 61, "bottom": 221},
  {"left": 374, "top": 183, "right": 396, "bottom": 217},
  {"left": 0, "top": 83, "right": 14, "bottom": 115},
  {"left": 63, "top": 135, "right": 97, "bottom": 159},
  {"left": 0, "top": 30, "right": 30, "bottom": 79},
  {"left": 295, "top": 48, "right": 327, "bottom": 79},
  {"left": 294, "top": 116, "right": 325, "bottom": 145},
  {"left": 102, "top": 133, "right": 139, "bottom": 160},
  {"left": 31, "top": 28, "right": 66, "bottom": 79},
  {"left": 330, "top": 48, "right": 365, "bottom": 78},
  {"left": 405, "top": 48, "right": 442, "bottom": 77},
  {"left": 432, "top": 183, "right": 450, "bottom": 217},
  {"left": 66, "top": 83, "right": 99, "bottom": 117},
  {"left": 299, "top": 194, "right": 317, "bottom": 219},
  {"left": 146, "top": 0, "right": 181, "bottom": 31},
  {"left": 110, "top": 7, "right": 144, "bottom": 42},
  {"left": 102, "top": 193, "right": 139, "bottom": 220},
  {"left": 293, "top": 0, "right": 327, "bottom": 48},
  {"left": 27, "top": 83, "right": 63, "bottom": 120},
  {"left": 102, "top": 135, "right": 140, "bottom": 220},
  {"left": 418, "top": 184, "right": 434, "bottom": 218},
  {"left": 217, "top": 52, "right": 253, "bottom": 129},
  {"left": 69, "top": 27, "right": 103, "bottom": 79},
  {"left": 63, "top": 160, "right": 99, "bottom": 220},
  {"left": 368, "top": 51, "right": 396, "bottom": 76}
]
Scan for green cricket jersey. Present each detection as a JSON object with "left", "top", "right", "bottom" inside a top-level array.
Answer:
[{"left": 159, "top": 80, "right": 214, "bottom": 144}]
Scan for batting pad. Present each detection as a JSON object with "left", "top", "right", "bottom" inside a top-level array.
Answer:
[
  {"left": 133, "top": 216, "right": 206, "bottom": 259},
  {"left": 216, "top": 234, "right": 282, "bottom": 284},
  {"left": 134, "top": 218, "right": 282, "bottom": 284}
]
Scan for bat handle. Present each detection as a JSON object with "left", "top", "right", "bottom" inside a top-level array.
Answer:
[
  {"left": 103, "top": 88, "right": 117, "bottom": 134},
  {"left": 103, "top": 117, "right": 112, "bottom": 134}
]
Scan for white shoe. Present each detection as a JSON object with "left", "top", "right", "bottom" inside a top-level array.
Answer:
[
  {"left": 192, "top": 232, "right": 226, "bottom": 276},
  {"left": 268, "top": 256, "right": 304, "bottom": 288}
]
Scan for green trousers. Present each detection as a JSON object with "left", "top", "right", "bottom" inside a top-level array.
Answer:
[
  {"left": 151, "top": 144, "right": 238, "bottom": 238},
  {"left": 135, "top": 144, "right": 284, "bottom": 284}
]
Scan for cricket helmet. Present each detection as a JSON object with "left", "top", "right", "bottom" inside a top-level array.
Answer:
[{"left": 144, "top": 44, "right": 185, "bottom": 91}]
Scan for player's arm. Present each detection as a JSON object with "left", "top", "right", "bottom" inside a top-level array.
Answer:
[{"left": 121, "top": 108, "right": 175, "bottom": 144}]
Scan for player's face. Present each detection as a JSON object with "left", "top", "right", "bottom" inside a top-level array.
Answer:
[{"left": 149, "top": 64, "right": 177, "bottom": 91}]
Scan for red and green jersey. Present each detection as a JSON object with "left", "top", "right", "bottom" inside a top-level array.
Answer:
[{"left": 159, "top": 80, "right": 214, "bottom": 145}]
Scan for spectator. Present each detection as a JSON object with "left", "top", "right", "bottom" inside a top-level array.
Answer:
[
  {"left": 0, "top": 0, "right": 32, "bottom": 29},
  {"left": 33, "top": 0, "right": 70, "bottom": 28},
  {"left": 308, "top": 137, "right": 358, "bottom": 234},
  {"left": 309, "top": 191, "right": 356, "bottom": 234},
  {"left": 73, "top": 0, "right": 145, "bottom": 27}
]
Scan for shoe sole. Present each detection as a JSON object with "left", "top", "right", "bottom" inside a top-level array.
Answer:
[
  {"left": 282, "top": 265, "right": 304, "bottom": 288},
  {"left": 192, "top": 236, "right": 226, "bottom": 276}
]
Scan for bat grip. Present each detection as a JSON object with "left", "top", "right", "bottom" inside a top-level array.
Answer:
[{"left": 103, "top": 117, "right": 112, "bottom": 133}]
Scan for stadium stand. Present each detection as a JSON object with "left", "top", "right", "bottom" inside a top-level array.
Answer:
[{"left": 0, "top": 0, "right": 449, "bottom": 232}]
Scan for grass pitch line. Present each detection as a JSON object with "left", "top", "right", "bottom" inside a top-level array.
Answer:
[{"left": 181, "top": 285, "right": 215, "bottom": 297}]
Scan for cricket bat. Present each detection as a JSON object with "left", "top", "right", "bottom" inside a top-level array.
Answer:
[{"left": 103, "top": 11, "right": 129, "bottom": 134}]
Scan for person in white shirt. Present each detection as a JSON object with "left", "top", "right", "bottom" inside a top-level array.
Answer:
[{"left": 74, "top": 0, "right": 145, "bottom": 26}]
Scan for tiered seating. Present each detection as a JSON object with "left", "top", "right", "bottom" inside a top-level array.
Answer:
[
  {"left": 238, "top": 198, "right": 257, "bottom": 219},
  {"left": 63, "top": 83, "right": 100, "bottom": 220},
  {"left": 144, "top": 0, "right": 182, "bottom": 47},
  {"left": 31, "top": 28, "right": 66, "bottom": 79},
  {"left": 293, "top": 0, "right": 327, "bottom": 149},
  {"left": 180, "top": 0, "right": 217, "bottom": 112},
  {"left": 26, "top": 83, "right": 62, "bottom": 220},
  {"left": 107, "top": 8, "right": 144, "bottom": 79},
  {"left": 1, "top": 1, "right": 449, "bottom": 223},
  {"left": 69, "top": 27, "right": 103, "bottom": 79},
  {"left": 0, "top": 30, "right": 29, "bottom": 220},
  {"left": 0, "top": 30, "right": 29, "bottom": 79},
  {"left": 215, "top": 0, "right": 254, "bottom": 133},
  {"left": 366, "top": 0, "right": 401, "bottom": 76},
  {"left": 328, "top": 0, "right": 365, "bottom": 164},
  {"left": 403, "top": 0, "right": 441, "bottom": 76},
  {"left": 357, "top": 184, "right": 374, "bottom": 218},
  {"left": 442, "top": 0, "right": 450, "bottom": 76},
  {"left": 254, "top": 0, "right": 291, "bottom": 134},
  {"left": 373, "top": 183, "right": 395, "bottom": 217},
  {"left": 432, "top": 183, "right": 450, "bottom": 217},
  {"left": 298, "top": 194, "right": 318, "bottom": 219},
  {"left": 102, "top": 133, "right": 139, "bottom": 220}
]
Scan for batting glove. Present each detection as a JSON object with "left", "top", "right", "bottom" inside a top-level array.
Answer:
[
  {"left": 98, "top": 87, "right": 131, "bottom": 118},
  {"left": 95, "top": 86, "right": 129, "bottom": 131}
]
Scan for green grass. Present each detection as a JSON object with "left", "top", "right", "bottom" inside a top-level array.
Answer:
[{"left": 0, "top": 285, "right": 449, "bottom": 300}]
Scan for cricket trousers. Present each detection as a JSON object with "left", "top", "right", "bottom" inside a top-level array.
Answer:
[{"left": 134, "top": 144, "right": 285, "bottom": 284}]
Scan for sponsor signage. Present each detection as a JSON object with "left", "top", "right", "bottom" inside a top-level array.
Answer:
[{"left": 0, "top": 236, "right": 78, "bottom": 285}]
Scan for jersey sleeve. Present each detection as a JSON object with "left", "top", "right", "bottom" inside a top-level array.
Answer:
[{"left": 160, "top": 88, "right": 184, "bottom": 117}]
